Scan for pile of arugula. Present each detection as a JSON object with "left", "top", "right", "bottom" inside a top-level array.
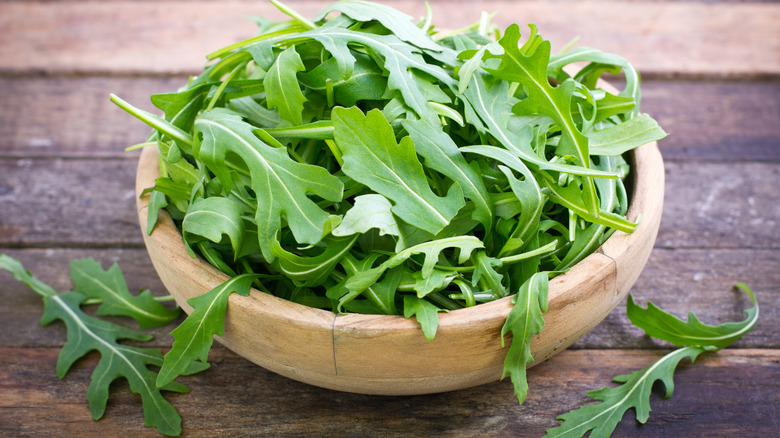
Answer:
[{"left": 111, "top": 0, "right": 667, "bottom": 404}]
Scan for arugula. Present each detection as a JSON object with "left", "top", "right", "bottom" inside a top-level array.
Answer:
[
  {"left": 112, "top": 0, "right": 667, "bottom": 407},
  {"left": 0, "top": 254, "right": 204, "bottom": 436},
  {"left": 546, "top": 284, "right": 760, "bottom": 437},
  {"left": 157, "top": 274, "right": 258, "bottom": 387},
  {"left": 70, "top": 258, "right": 180, "bottom": 328}
]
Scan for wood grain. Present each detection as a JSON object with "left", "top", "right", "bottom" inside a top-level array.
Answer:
[
  {"left": 1, "top": 2, "right": 778, "bottom": 77},
  {"left": 1, "top": 347, "right": 777, "bottom": 437}
]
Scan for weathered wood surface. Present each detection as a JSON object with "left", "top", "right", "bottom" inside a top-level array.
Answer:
[
  {"left": 1, "top": 1, "right": 778, "bottom": 77},
  {"left": 1, "top": 348, "right": 778, "bottom": 437},
  {"left": 1, "top": 0, "right": 778, "bottom": 436}
]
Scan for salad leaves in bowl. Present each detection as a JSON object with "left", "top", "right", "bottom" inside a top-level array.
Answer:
[{"left": 117, "top": 0, "right": 666, "bottom": 400}]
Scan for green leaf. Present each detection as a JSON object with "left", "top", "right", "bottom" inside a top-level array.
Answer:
[
  {"left": 412, "top": 268, "right": 456, "bottom": 298},
  {"left": 70, "top": 258, "right": 180, "bottom": 329},
  {"left": 496, "top": 165, "right": 544, "bottom": 256},
  {"left": 482, "top": 24, "right": 600, "bottom": 214},
  {"left": 263, "top": 45, "right": 307, "bottom": 126},
  {"left": 157, "top": 274, "right": 258, "bottom": 388},
  {"left": 271, "top": 235, "right": 358, "bottom": 287},
  {"left": 334, "top": 254, "right": 400, "bottom": 315},
  {"left": 314, "top": 0, "right": 445, "bottom": 53},
  {"left": 587, "top": 114, "right": 668, "bottom": 156},
  {"left": 194, "top": 108, "right": 343, "bottom": 261},
  {"left": 332, "top": 194, "right": 402, "bottom": 238},
  {"left": 345, "top": 235, "right": 484, "bottom": 295},
  {"left": 403, "top": 294, "right": 446, "bottom": 341},
  {"left": 461, "top": 73, "right": 617, "bottom": 178},
  {"left": 332, "top": 107, "right": 465, "bottom": 235},
  {"left": 546, "top": 284, "right": 760, "bottom": 437},
  {"left": 182, "top": 197, "right": 246, "bottom": 256},
  {"left": 471, "top": 251, "right": 506, "bottom": 298},
  {"left": 500, "top": 272, "right": 548, "bottom": 404},
  {"left": 0, "top": 254, "right": 199, "bottom": 437},
  {"left": 298, "top": 54, "right": 388, "bottom": 107},
  {"left": 627, "top": 283, "right": 759, "bottom": 350},
  {"left": 548, "top": 46, "right": 642, "bottom": 110},
  {"left": 403, "top": 118, "right": 494, "bottom": 229},
  {"left": 545, "top": 346, "right": 706, "bottom": 438},
  {"left": 246, "top": 25, "right": 456, "bottom": 119},
  {"left": 145, "top": 190, "right": 169, "bottom": 235}
]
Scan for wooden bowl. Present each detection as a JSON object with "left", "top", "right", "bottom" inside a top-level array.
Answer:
[{"left": 135, "top": 141, "right": 664, "bottom": 395}]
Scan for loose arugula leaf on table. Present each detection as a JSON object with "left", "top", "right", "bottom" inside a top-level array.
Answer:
[
  {"left": 546, "top": 284, "right": 760, "bottom": 437},
  {"left": 545, "top": 346, "right": 706, "bottom": 438},
  {"left": 627, "top": 283, "right": 759, "bottom": 349},
  {"left": 70, "top": 258, "right": 180, "bottom": 329},
  {"left": 0, "top": 254, "right": 205, "bottom": 437}
]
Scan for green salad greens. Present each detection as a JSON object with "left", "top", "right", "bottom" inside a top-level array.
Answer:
[{"left": 111, "top": 0, "right": 667, "bottom": 405}]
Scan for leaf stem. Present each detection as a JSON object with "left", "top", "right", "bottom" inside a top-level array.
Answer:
[
  {"left": 271, "top": 0, "right": 317, "bottom": 30},
  {"left": 110, "top": 94, "right": 193, "bottom": 149}
]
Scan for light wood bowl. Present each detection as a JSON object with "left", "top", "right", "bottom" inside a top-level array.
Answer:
[{"left": 136, "top": 141, "right": 664, "bottom": 395}]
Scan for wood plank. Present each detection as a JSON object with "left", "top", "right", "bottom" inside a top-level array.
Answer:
[
  {"left": 1, "top": 2, "right": 778, "bottom": 77},
  {"left": 0, "top": 77, "right": 185, "bottom": 159},
  {"left": 2, "top": 159, "right": 778, "bottom": 248},
  {"left": 1, "top": 347, "right": 777, "bottom": 436},
  {"left": 656, "top": 161, "right": 780, "bottom": 249},
  {"left": 3, "top": 77, "right": 778, "bottom": 161},
  {"left": 0, "top": 158, "right": 142, "bottom": 247},
  {"left": 2, "top": 247, "right": 777, "bottom": 349},
  {"left": 643, "top": 80, "right": 780, "bottom": 162}
]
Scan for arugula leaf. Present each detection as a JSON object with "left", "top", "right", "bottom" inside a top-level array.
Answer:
[
  {"left": 587, "top": 114, "right": 668, "bottom": 156},
  {"left": 181, "top": 197, "right": 247, "bottom": 256},
  {"left": 332, "top": 106, "right": 465, "bottom": 235},
  {"left": 271, "top": 235, "right": 358, "bottom": 287},
  {"left": 482, "top": 24, "right": 600, "bottom": 215},
  {"left": 194, "top": 108, "right": 343, "bottom": 261},
  {"left": 145, "top": 189, "right": 169, "bottom": 235},
  {"left": 403, "top": 118, "right": 494, "bottom": 229},
  {"left": 264, "top": 45, "right": 307, "bottom": 125},
  {"left": 70, "top": 258, "right": 180, "bottom": 329},
  {"left": 627, "top": 283, "right": 759, "bottom": 349},
  {"left": 545, "top": 346, "right": 706, "bottom": 438},
  {"left": 332, "top": 194, "right": 402, "bottom": 238},
  {"left": 0, "top": 254, "right": 204, "bottom": 437},
  {"left": 547, "top": 284, "right": 760, "bottom": 437},
  {"left": 471, "top": 251, "right": 506, "bottom": 298},
  {"left": 157, "top": 274, "right": 258, "bottom": 388},
  {"left": 500, "top": 272, "right": 548, "bottom": 403},
  {"left": 403, "top": 294, "right": 447, "bottom": 341}
]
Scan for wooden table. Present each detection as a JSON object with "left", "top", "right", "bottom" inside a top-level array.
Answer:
[{"left": 1, "top": 1, "right": 778, "bottom": 436}]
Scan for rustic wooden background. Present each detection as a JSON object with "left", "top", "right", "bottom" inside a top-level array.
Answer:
[{"left": 1, "top": 1, "right": 778, "bottom": 436}]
